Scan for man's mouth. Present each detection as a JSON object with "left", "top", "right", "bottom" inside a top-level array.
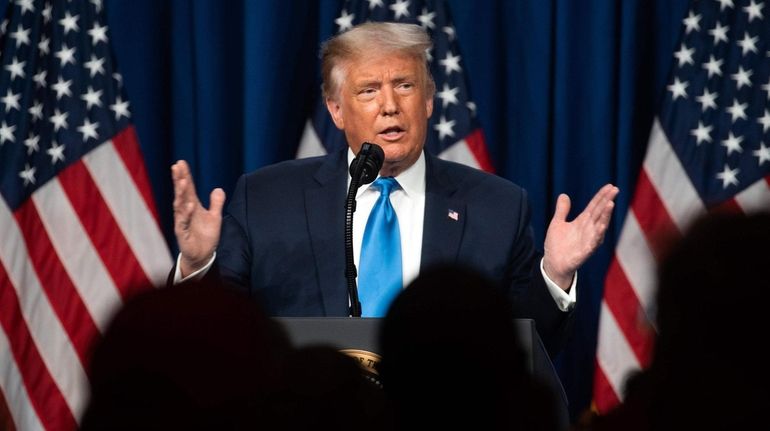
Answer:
[{"left": 378, "top": 126, "right": 405, "bottom": 141}]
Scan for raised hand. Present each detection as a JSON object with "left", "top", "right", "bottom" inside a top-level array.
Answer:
[
  {"left": 543, "top": 184, "right": 619, "bottom": 290},
  {"left": 171, "top": 160, "right": 226, "bottom": 277}
]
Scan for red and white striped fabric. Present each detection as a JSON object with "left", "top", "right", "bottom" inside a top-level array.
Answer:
[
  {"left": 593, "top": 119, "right": 770, "bottom": 412},
  {"left": 0, "top": 127, "right": 171, "bottom": 430}
]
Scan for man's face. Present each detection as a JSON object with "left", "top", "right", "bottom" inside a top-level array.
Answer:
[{"left": 325, "top": 53, "right": 434, "bottom": 176}]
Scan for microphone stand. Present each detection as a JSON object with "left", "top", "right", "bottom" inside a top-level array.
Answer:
[{"left": 344, "top": 143, "right": 382, "bottom": 317}]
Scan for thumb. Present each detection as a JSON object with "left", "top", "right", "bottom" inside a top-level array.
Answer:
[
  {"left": 208, "top": 188, "right": 226, "bottom": 217},
  {"left": 551, "top": 193, "right": 571, "bottom": 223}
]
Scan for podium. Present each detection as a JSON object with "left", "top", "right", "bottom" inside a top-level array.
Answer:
[{"left": 275, "top": 317, "right": 568, "bottom": 428}]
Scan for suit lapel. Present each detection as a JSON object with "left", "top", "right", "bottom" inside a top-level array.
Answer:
[
  {"left": 305, "top": 150, "right": 348, "bottom": 315},
  {"left": 421, "top": 153, "right": 466, "bottom": 271}
]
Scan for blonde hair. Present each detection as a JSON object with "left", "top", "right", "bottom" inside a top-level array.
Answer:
[{"left": 320, "top": 22, "right": 436, "bottom": 100}]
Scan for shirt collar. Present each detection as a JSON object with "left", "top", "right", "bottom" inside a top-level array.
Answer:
[{"left": 347, "top": 148, "right": 426, "bottom": 198}]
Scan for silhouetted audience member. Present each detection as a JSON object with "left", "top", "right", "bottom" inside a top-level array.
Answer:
[
  {"left": 380, "top": 265, "right": 561, "bottom": 431},
  {"left": 584, "top": 212, "right": 770, "bottom": 431},
  {"left": 268, "top": 345, "right": 387, "bottom": 431},
  {"left": 80, "top": 280, "right": 292, "bottom": 431}
]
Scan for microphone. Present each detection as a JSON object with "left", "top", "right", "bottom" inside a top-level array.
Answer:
[
  {"left": 344, "top": 142, "right": 384, "bottom": 317},
  {"left": 349, "top": 142, "right": 384, "bottom": 185}
]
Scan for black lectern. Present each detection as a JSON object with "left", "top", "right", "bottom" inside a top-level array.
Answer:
[{"left": 275, "top": 317, "right": 568, "bottom": 428}]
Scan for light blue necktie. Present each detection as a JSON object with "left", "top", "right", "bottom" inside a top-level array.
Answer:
[{"left": 359, "top": 177, "right": 402, "bottom": 317}]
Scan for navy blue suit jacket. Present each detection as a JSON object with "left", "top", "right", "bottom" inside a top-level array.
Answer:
[{"left": 213, "top": 149, "right": 573, "bottom": 354}]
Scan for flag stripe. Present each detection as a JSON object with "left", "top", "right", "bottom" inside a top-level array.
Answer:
[
  {"left": 603, "top": 259, "right": 655, "bottom": 366},
  {"left": 0, "top": 323, "right": 43, "bottom": 431},
  {"left": 592, "top": 362, "right": 622, "bottom": 415},
  {"left": 0, "top": 267, "right": 76, "bottom": 431},
  {"left": 614, "top": 212, "right": 658, "bottom": 321},
  {"left": 595, "top": 302, "right": 641, "bottom": 406},
  {"left": 437, "top": 137, "right": 481, "bottom": 169},
  {"left": 463, "top": 129, "right": 494, "bottom": 172},
  {"left": 13, "top": 200, "right": 100, "bottom": 367},
  {"left": 30, "top": 178, "right": 123, "bottom": 333},
  {"left": 643, "top": 119, "right": 705, "bottom": 230},
  {"left": 83, "top": 141, "right": 173, "bottom": 285},
  {"left": 630, "top": 169, "right": 682, "bottom": 259},
  {"left": 0, "top": 199, "right": 89, "bottom": 423},
  {"left": 58, "top": 160, "right": 151, "bottom": 299},
  {"left": 734, "top": 175, "right": 770, "bottom": 214},
  {"left": 111, "top": 127, "right": 162, "bottom": 223}
]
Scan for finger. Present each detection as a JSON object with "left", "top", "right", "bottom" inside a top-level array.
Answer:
[
  {"left": 174, "top": 200, "right": 195, "bottom": 235},
  {"left": 208, "top": 188, "right": 226, "bottom": 217},
  {"left": 588, "top": 184, "right": 618, "bottom": 221},
  {"left": 551, "top": 194, "right": 571, "bottom": 223},
  {"left": 172, "top": 160, "right": 201, "bottom": 206}
]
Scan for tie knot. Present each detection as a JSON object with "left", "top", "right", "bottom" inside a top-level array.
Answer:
[{"left": 374, "top": 177, "right": 399, "bottom": 196}]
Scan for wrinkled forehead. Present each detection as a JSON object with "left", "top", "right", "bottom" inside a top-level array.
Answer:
[{"left": 331, "top": 51, "right": 430, "bottom": 94}]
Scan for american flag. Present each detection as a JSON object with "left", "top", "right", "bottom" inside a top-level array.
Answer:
[
  {"left": 594, "top": 0, "right": 770, "bottom": 413},
  {"left": 296, "top": 0, "right": 494, "bottom": 172},
  {"left": 0, "top": 0, "right": 171, "bottom": 429}
]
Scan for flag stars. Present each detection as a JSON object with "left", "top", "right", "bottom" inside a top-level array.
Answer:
[
  {"left": 439, "top": 52, "right": 462, "bottom": 75},
  {"left": 81, "top": 86, "right": 103, "bottom": 109},
  {"left": 77, "top": 118, "right": 99, "bottom": 141},
  {"left": 23, "top": 133, "right": 39, "bottom": 154},
  {"left": 33, "top": 69, "right": 47, "bottom": 87},
  {"left": 55, "top": 44, "right": 76, "bottom": 67},
  {"left": 758, "top": 109, "right": 770, "bottom": 133},
  {"left": 390, "top": 0, "right": 411, "bottom": 19},
  {"left": 690, "top": 121, "right": 713, "bottom": 145},
  {"left": 9, "top": 24, "right": 30, "bottom": 48},
  {"left": 47, "top": 141, "right": 65, "bottom": 164},
  {"left": 19, "top": 164, "right": 36, "bottom": 186},
  {"left": 762, "top": 77, "right": 770, "bottom": 100},
  {"left": 52, "top": 77, "right": 73, "bottom": 100},
  {"left": 667, "top": 77, "right": 688, "bottom": 100},
  {"left": 0, "top": 121, "right": 16, "bottom": 144},
  {"left": 335, "top": 9, "right": 354, "bottom": 32},
  {"left": 50, "top": 108, "right": 69, "bottom": 131},
  {"left": 15, "top": 0, "right": 35, "bottom": 14},
  {"left": 754, "top": 142, "right": 770, "bottom": 165},
  {"left": 88, "top": 23, "right": 108, "bottom": 45},
  {"left": 674, "top": 43, "right": 695, "bottom": 66},
  {"left": 5, "top": 57, "right": 26, "bottom": 80},
  {"left": 418, "top": 8, "right": 436, "bottom": 29},
  {"left": 716, "top": 0, "right": 735, "bottom": 11},
  {"left": 683, "top": 11, "right": 701, "bottom": 34},
  {"left": 84, "top": 54, "right": 105, "bottom": 77},
  {"left": 696, "top": 88, "right": 718, "bottom": 111},
  {"left": 42, "top": 3, "right": 52, "bottom": 23},
  {"left": 436, "top": 83, "right": 459, "bottom": 108},
  {"left": 466, "top": 101, "right": 477, "bottom": 117},
  {"left": 443, "top": 25, "right": 455, "bottom": 41},
  {"left": 721, "top": 132, "right": 744, "bottom": 155},
  {"left": 38, "top": 36, "right": 50, "bottom": 55},
  {"left": 59, "top": 11, "right": 80, "bottom": 34},
  {"left": 90, "top": 0, "right": 103, "bottom": 13},
  {"left": 726, "top": 99, "right": 748, "bottom": 122},
  {"left": 702, "top": 55, "right": 723, "bottom": 78},
  {"left": 367, "top": 0, "right": 384, "bottom": 10},
  {"left": 731, "top": 66, "right": 752, "bottom": 89},
  {"left": 708, "top": 22, "right": 729, "bottom": 45},
  {"left": 28, "top": 101, "right": 43, "bottom": 121},
  {"left": 716, "top": 164, "right": 739, "bottom": 188},
  {"left": 743, "top": 0, "right": 764, "bottom": 22},
  {"left": 434, "top": 115, "right": 456, "bottom": 140},
  {"left": 1, "top": 89, "right": 21, "bottom": 112},
  {"left": 737, "top": 32, "right": 758, "bottom": 56},
  {"left": 113, "top": 72, "right": 123, "bottom": 87},
  {"left": 110, "top": 96, "right": 130, "bottom": 120}
]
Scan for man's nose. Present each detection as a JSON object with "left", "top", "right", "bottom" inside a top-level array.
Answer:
[{"left": 379, "top": 88, "right": 399, "bottom": 115}]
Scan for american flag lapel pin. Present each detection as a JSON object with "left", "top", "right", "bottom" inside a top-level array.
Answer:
[{"left": 447, "top": 209, "right": 459, "bottom": 221}]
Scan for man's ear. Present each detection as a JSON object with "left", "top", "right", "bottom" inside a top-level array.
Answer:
[
  {"left": 325, "top": 98, "right": 345, "bottom": 130},
  {"left": 425, "top": 95, "right": 433, "bottom": 119}
]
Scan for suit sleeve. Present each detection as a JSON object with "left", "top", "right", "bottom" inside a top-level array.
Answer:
[{"left": 215, "top": 174, "right": 253, "bottom": 295}]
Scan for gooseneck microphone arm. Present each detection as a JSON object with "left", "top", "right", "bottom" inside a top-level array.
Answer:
[{"left": 345, "top": 142, "right": 384, "bottom": 317}]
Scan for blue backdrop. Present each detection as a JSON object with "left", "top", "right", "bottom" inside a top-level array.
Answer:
[{"left": 78, "top": 0, "right": 691, "bottom": 421}]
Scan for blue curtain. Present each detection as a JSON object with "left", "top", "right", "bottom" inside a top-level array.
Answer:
[{"left": 98, "top": 0, "right": 691, "bottom": 421}]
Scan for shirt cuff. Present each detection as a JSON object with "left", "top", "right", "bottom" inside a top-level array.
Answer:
[
  {"left": 540, "top": 258, "right": 577, "bottom": 312},
  {"left": 173, "top": 253, "right": 217, "bottom": 284}
]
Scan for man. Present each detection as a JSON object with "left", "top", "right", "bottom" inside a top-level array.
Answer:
[{"left": 171, "top": 22, "right": 618, "bottom": 354}]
